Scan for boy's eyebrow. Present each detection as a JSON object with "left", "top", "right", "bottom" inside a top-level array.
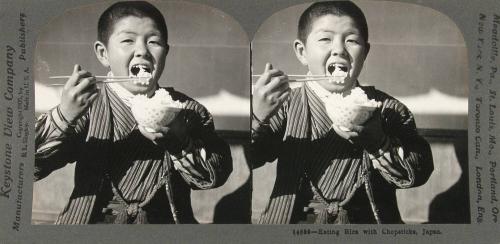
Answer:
[
  {"left": 115, "top": 30, "right": 138, "bottom": 35},
  {"left": 315, "top": 28, "right": 361, "bottom": 35},
  {"left": 115, "top": 30, "right": 163, "bottom": 37}
]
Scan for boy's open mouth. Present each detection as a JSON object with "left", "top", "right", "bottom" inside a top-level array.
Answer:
[
  {"left": 130, "top": 64, "right": 152, "bottom": 86},
  {"left": 327, "top": 63, "right": 348, "bottom": 84}
]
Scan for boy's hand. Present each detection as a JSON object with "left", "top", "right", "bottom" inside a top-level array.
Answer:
[
  {"left": 332, "top": 112, "right": 387, "bottom": 153},
  {"left": 252, "top": 63, "right": 291, "bottom": 123},
  {"left": 138, "top": 115, "right": 189, "bottom": 155},
  {"left": 59, "top": 64, "right": 99, "bottom": 123}
]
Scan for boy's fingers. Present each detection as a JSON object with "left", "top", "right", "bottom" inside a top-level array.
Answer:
[
  {"left": 372, "top": 160, "right": 389, "bottom": 175},
  {"left": 350, "top": 125, "right": 364, "bottom": 133},
  {"left": 258, "top": 76, "right": 288, "bottom": 98},
  {"left": 332, "top": 124, "right": 358, "bottom": 143},
  {"left": 271, "top": 85, "right": 291, "bottom": 102},
  {"left": 254, "top": 63, "right": 272, "bottom": 87},
  {"left": 65, "top": 65, "right": 93, "bottom": 89},
  {"left": 256, "top": 63, "right": 284, "bottom": 87},
  {"left": 264, "top": 63, "right": 272, "bottom": 73},
  {"left": 173, "top": 161, "right": 191, "bottom": 175},
  {"left": 267, "top": 75, "right": 288, "bottom": 89},
  {"left": 276, "top": 78, "right": 290, "bottom": 91},
  {"left": 157, "top": 126, "right": 172, "bottom": 135},
  {"left": 81, "top": 81, "right": 99, "bottom": 95},
  {"left": 373, "top": 158, "right": 400, "bottom": 176},
  {"left": 81, "top": 86, "right": 99, "bottom": 100},
  {"left": 138, "top": 126, "right": 159, "bottom": 142},
  {"left": 74, "top": 77, "right": 97, "bottom": 94},
  {"left": 87, "top": 92, "right": 99, "bottom": 104},
  {"left": 267, "top": 69, "right": 284, "bottom": 78},
  {"left": 64, "top": 64, "right": 81, "bottom": 88},
  {"left": 277, "top": 89, "right": 291, "bottom": 103}
]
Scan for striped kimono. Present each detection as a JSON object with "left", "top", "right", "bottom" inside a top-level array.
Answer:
[
  {"left": 251, "top": 83, "right": 433, "bottom": 224},
  {"left": 35, "top": 85, "right": 232, "bottom": 224}
]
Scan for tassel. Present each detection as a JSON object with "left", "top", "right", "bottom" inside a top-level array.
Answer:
[
  {"left": 114, "top": 209, "right": 129, "bottom": 224},
  {"left": 315, "top": 209, "right": 330, "bottom": 224},
  {"left": 134, "top": 208, "right": 147, "bottom": 224},
  {"left": 314, "top": 203, "right": 350, "bottom": 224},
  {"left": 334, "top": 207, "right": 350, "bottom": 224}
]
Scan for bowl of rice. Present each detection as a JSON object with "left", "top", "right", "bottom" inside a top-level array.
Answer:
[
  {"left": 324, "top": 87, "right": 381, "bottom": 131},
  {"left": 131, "top": 89, "right": 185, "bottom": 132}
]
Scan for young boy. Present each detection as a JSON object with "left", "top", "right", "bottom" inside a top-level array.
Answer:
[
  {"left": 35, "top": 1, "right": 232, "bottom": 224},
  {"left": 251, "top": 1, "right": 433, "bottom": 224}
]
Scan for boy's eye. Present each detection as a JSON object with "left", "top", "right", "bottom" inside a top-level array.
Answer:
[
  {"left": 319, "top": 38, "right": 331, "bottom": 42},
  {"left": 148, "top": 40, "right": 162, "bottom": 45},
  {"left": 121, "top": 39, "right": 134, "bottom": 43},
  {"left": 147, "top": 37, "right": 165, "bottom": 46}
]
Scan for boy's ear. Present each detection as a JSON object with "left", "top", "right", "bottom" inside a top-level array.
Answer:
[
  {"left": 293, "top": 39, "right": 309, "bottom": 66},
  {"left": 364, "top": 42, "right": 371, "bottom": 58},
  {"left": 94, "top": 41, "right": 110, "bottom": 67}
]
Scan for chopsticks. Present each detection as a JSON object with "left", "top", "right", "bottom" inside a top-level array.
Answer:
[
  {"left": 251, "top": 74, "right": 331, "bottom": 83},
  {"left": 49, "top": 75, "right": 144, "bottom": 86}
]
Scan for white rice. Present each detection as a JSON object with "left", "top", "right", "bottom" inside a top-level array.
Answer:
[{"left": 131, "top": 89, "right": 184, "bottom": 132}]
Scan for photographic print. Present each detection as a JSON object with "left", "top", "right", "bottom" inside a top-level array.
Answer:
[
  {"left": 0, "top": 0, "right": 498, "bottom": 243},
  {"left": 31, "top": 1, "right": 250, "bottom": 225},
  {"left": 251, "top": 0, "right": 469, "bottom": 225}
]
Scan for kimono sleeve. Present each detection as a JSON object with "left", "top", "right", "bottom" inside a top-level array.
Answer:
[
  {"left": 249, "top": 98, "right": 288, "bottom": 169},
  {"left": 35, "top": 106, "right": 87, "bottom": 181},
  {"left": 374, "top": 93, "right": 434, "bottom": 188},
  {"left": 170, "top": 100, "right": 232, "bottom": 190}
]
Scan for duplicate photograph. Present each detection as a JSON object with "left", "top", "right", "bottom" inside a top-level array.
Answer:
[
  {"left": 33, "top": 0, "right": 250, "bottom": 224},
  {"left": 251, "top": 0, "right": 469, "bottom": 224}
]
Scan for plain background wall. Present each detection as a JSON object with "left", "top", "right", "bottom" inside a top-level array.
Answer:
[{"left": 251, "top": 1, "right": 469, "bottom": 223}]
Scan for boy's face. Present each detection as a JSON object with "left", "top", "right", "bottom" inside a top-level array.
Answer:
[
  {"left": 95, "top": 16, "right": 168, "bottom": 95},
  {"left": 294, "top": 14, "right": 369, "bottom": 94}
]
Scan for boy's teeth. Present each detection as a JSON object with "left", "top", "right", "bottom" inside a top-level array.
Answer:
[
  {"left": 326, "top": 64, "right": 348, "bottom": 84},
  {"left": 130, "top": 65, "right": 152, "bottom": 86},
  {"left": 130, "top": 65, "right": 151, "bottom": 76},
  {"left": 327, "top": 64, "right": 348, "bottom": 75}
]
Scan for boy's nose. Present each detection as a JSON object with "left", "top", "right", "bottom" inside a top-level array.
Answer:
[
  {"left": 330, "top": 40, "right": 347, "bottom": 57},
  {"left": 134, "top": 42, "right": 151, "bottom": 58}
]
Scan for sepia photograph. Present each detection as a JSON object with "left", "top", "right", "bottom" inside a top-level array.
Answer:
[
  {"left": 32, "top": 0, "right": 250, "bottom": 224},
  {"left": 0, "top": 0, "right": 498, "bottom": 243},
  {"left": 251, "top": 0, "right": 469, "bottom": 224}
]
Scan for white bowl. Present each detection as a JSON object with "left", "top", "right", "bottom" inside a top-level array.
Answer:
[
  {"left": 132, "top": 106, "right": 182, "bottom": 132},
  {"left": 325, "top": 102, "right": 378, "bottom": 131},
  {"left": 130, "top": 89, "right": 184, "bottom": 132}
]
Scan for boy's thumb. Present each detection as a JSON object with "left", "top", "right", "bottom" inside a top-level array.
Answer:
[
  {"left": 265, "top": 63, "right": 273, "bottom": 72},
  {"left": 73, "top": 64, "right": 81, "bottom": 73}
]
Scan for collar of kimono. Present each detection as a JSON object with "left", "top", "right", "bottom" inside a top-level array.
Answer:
[{"left": 107, "top": 74, "right": 135, "bottom": 108}]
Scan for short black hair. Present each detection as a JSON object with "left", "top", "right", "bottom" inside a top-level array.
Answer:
[
  {"left": 298, "top": 1, "right": 368, "bottom": 44},
  {"left": 97, "top": 1, "right": 168, "bottom": 45}
]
